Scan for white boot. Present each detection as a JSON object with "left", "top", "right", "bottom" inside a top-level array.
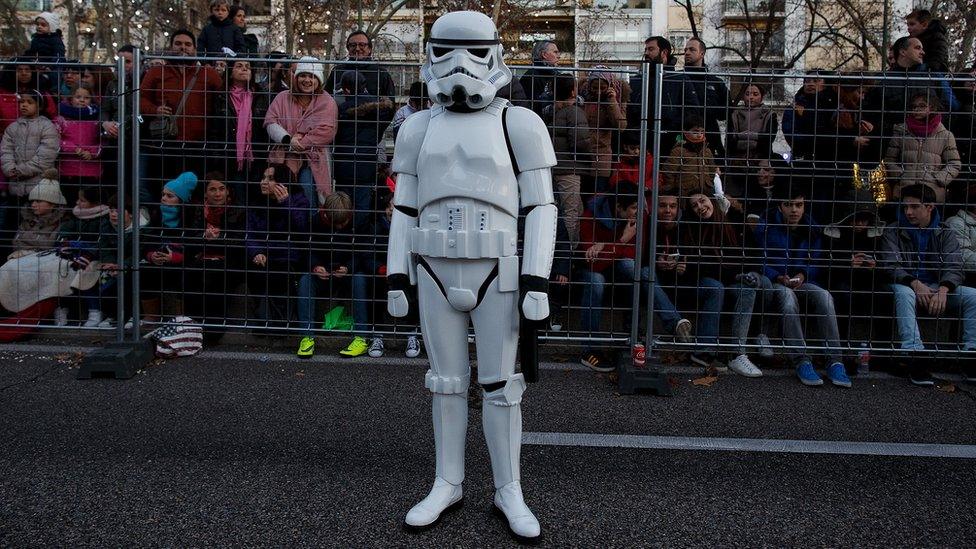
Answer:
[
  {"left": 404, "top": 392, "right": 467, "bottom": 530},
  {"left": 83, "top": 309, "right": 103, "bottom": 328},
  {"left": 483, "top": 377, "right": 540, "bottom": 542},
  {"left": 53, "top": 307, "right": 69, "bottom": 327}
]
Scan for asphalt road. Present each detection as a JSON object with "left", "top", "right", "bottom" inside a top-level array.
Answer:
[{"left": 1, "top": 344, "right": 974, "bottom": 547}]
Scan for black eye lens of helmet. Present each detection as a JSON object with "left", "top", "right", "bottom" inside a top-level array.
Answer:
[
  {"left": 432, "top": 46, "right": 452, "bottom": 57},
  {"left": 469, "top": 48, "right": 490, "bottom": 57}
]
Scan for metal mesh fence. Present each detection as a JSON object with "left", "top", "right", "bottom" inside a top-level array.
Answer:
[{"left": 2, "top": 52, "right": 976, "bottom": 375}]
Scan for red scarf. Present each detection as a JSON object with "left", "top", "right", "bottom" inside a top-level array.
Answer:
[
  {"left": 905, "top": 113, "right": 942, "bottom": 137},
  {"left": 204, "top": 200, "right": 226, "bottom": 228}
]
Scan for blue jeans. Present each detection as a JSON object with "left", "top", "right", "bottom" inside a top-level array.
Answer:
[
  {"left": 725, "top": 279, "right": 761, "bottom": 355},
  {"left": 890, "top": 283, "right": 976, "bottom": 351},
  {"left": 297, "top": 272, "right": 369, "bottom": 337},
  {"left": 298, "top": 165, "right": 317, "bottom": 212},
  {"left": 690, "top": 277, "right": 725, "bottom": 349},
  {"left": 578, "top": 259, "right": 681, "bottom": 339},
  {"left": 763, "top": 280, "right": 842, "bottom": 365}
]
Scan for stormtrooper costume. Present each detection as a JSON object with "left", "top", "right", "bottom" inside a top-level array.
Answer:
[{"left": 386, "top": 11, "right": 557, "bottom": 542}]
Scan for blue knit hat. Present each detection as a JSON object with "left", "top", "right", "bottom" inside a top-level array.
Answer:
[{"left": 163, "top": 172, "right": 198, "bottom": 203}]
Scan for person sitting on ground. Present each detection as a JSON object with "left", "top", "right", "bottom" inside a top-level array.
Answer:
[
  {"left": 8, "top": 169, "right": 67, "bottom": 259},
  {"left": 880, "top": 183, "right": 976, "bottom": 386},
  {"left": 296, "top": 191, "right": 372, "bottom": 358},
  {"left": 54, "top": 186, "right": 112, "bottom": 327},
  {"left": 681, "top": 187, "right": 765, "bottom": 377},
  {"left": 755, "top": 180, "right": 851, "bottom": 388},
  {"left": 884, "top": 93, "right": 961, "bottom": 204},
  {"left": 649, "top": 187, "right": 695, "bottom": 342}
]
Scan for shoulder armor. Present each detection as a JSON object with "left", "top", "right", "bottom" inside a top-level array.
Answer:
[
  {"left": 391, "top": 109, "right": 433, "bottom": 176},
  {"left": 503, "top": 106, "right": 557, "bottom": 173}
]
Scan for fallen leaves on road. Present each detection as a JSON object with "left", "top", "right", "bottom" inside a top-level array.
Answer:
[
  {"left": 295, "top": 370, "right": 305, "bottom": 379},
  {"left": 937, "top": 383, "right": 956, "bottom": 393},
  {"left": 52, "top": 352, "right": 84, "bottom": 366},
  {"left": 692, "top": 375, "right": 718, "bottom": 387}
]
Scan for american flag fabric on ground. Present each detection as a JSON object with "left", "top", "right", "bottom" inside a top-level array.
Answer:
[{"left": 151, "top": 316, "right": 203, "bottom": 358}]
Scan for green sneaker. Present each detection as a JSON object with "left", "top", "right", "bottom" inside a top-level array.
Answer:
[
  {"left": 297, "top": 336, "right": 315, "bottom": 358},
  {"left": 339, "top": 336, "right": 368, "bottom": 357}
]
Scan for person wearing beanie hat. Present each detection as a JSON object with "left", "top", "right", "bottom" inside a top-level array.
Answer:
[
  {"left": 265, "top": 57, "right": 338, "bottom": 207},
  {"left": 163, "top": 171, "right": 199, "bottom": 204},
  {"left": 29, "top": 12, "right": 65, "bottom": 62},
  {"left": 8, "top": 169, "right": 66, "bottom": 259},
  {"left": 140, "top": 174, "right": 197, "bottom": 325}
]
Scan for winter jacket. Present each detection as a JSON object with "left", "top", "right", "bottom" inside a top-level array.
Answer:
[
  {"left": 945, "top": 209, "right": 976, "bottom": 272},
  {"left": 265, "top": 90, "right": 339, "bottom": 197},
  {"left": 208, "top": 84, "right": 271, "bottom": 167},
  {"left": 0, "top": 116, "right": 60, "bottom": 197},
  {"left": 661, "top": 142, "right": 719, "bottom": 198},
  {"left": 680, "top": 206, "right": 760, "bottom": 284},
  {"left": 519, "top": 64, "right": 559, "bottom": 115},
  {"left": 881, "top": 209, "right": 963, "bottom": 289},
  {"left": 182, "top": 202, "right": 247, "bottom": 268},
  {"left": 585, "top": 89, "right": 628, "bottom": 177},
  {"left": 727, "top": 105, "right": 778, "bottom": 162},
  {"left": 824, "top": 224, "right": 883, "bottom": 291},
  {"left": 544, "top": 101, "right": 592, "bottom": 175},
  {"left": 578, "top": 201, "right": 645, "bottom": 273},
  {"left": 139, "top": 63, "right": 223, "bottom": 142},
  {"left": 674, "top": 66, "right": 732, "bottom": 159},
  {"left": 782, "top": 88, "right": 837, "bottom": 161},
  {"left": 918, "top": 20, "right": 950, "bottom": 73},
  {"left": 58, "top": 213, "right": 113, "bottom": 246},
  {"left": 325, "top": 61, "right": 397, "bottom": 100},
  {"left": 307, "top": 214, "right": 357, "bottom": 274},
  {"left": 332, "top": 93, "right": 394, "bottom": 184},
  {"left": 28, "top": 32, "right": 65, "bottom": 62},
  {"left": 56, "top": 104, "right": 103, "bottom": 178},
  {"left": 865, "top": 64, "right": 958, "bottom": 138},
  {"left": 608, "top": 154, "right": 658, "bottom": 190},
  {"left": 244, "top": 191, "right": 310, "bottom": 267},
  {"left": 142, "top": 210, "right": 191, "bottom": 266},
  {"left": 197, "top": 16, "right": 246, "bottom": 55},
  {"left": 883, "top": 121, "right": 961, "bottom": 202},
  {"left": 756, "top": 209, "right": 825, "bottom": 284},
  {"left": 0, "top": 89, "right": 19, "bottom": 136},
  {"left": 12, "top": 206, "right": 65, "bottom": 254}
]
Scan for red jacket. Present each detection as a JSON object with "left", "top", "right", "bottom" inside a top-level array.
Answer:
[
  {"left": 578, "top": 207, "right": 646, "bottom": 273},
  {"left": 608, "top": 153, "right": 660, "bottom": 190},
  {"left": 139, "top": 64, "right": 222, "bottom": 142}
]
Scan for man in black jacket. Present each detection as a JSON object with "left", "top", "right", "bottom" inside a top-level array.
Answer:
[
  {"left": 324, "top": 31, "right": 397, "bottom": 101},
  {"left": 678, "top": 37, "right": 731, "bottom": 160}
]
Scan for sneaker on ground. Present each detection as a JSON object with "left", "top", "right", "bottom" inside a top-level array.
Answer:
[
  {"left": 83, "top": 309, "right": 103, "bottom": 328},
  {"left": 340, "top": 336, "right": 369, "bottom": 357},
  {"left": 296, "top": 336, "right": 315, "bottom": 358},
  {"left": 97, "top": 317, "right": 116, "bottom": 329},
  {"left": 675, "top": 319, "right": 693, "bottom": 343},
  {"left": 405, "top": 335, "right": 422, "bottom": 358},
  {"left": 690, "top": 352, "right": 727, "bottom": 373},
  {"left": 825, "top": 362, "right": 852, "bottom": 388},
  {"left": 368, "top": 337, "right": 385, "bottom": 358},
  {"left": 53, "top": 307, "right": 69, "bottom": 327},
  {"left": 579, "top": 350, "right": 614, "bottom": 373},
  {"left": 796, "top": 361, "right": 823, "bottom": 386},
  {"left": 909, "top": 368, "right": 935, "bottom": 387},
  {"left": 729, "top": 354, "right": 763, "bottom": 378},
  {"left": 756, "top": 333, "right": 774, "bottom": 359},
  {"left": 123, "top": 318, "right": 134, "bottom": 330}
]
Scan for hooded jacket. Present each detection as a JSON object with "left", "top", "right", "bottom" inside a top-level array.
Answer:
[
  {"left": 881, "top": 208, "right": 962, "bottom": 289},
  {"left": 0, "top": 116, "right": 60, "bottom": 196},
  {"left": 756, "top": 208, "right": 825, "bottom": 284}
]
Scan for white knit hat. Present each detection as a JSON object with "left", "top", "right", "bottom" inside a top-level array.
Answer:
[
  {"left": 28, "top": 170, "right": 66, "bottom": 205},
  {"left": 293, "top": 56, "right": 324, "bottom": 87},
  {"left": 36, "top": 12, "right": 60, "bottom": 33}
]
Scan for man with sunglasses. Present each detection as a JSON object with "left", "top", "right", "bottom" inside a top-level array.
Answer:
[{"left": 324, "top": 30, "right": 397, "bottom": 101}]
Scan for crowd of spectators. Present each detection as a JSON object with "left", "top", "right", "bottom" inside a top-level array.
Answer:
[{"left": 0, "top": 4, "right": 975, "bottom": 388}]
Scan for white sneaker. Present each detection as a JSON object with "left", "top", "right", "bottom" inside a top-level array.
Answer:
[
  {"left": 367, "top": 337, "right": 385, "bottom": 358},
  {"left": 53, "top": 307, "right": 69, "bottom": 327},
  {"left": 97, "top": 317, "right": 116, "bottom": 329},
  {"left": 405, "top": 335, "right": 422, "bottom": 358},
  {"left": 675, "top": 318, "right": 693, "bottom": 343},
  {"left": 756, "top": 333, "right": 774, "bottom": 359},
  {"left": 124, "top": 318, "right": 134, "bottom": 330},
  {"left": 83, "top": 309, "right": 103, "bottom": 328},
  {"left": 729, "top": 354, "right": 763, "bottom": 378}
]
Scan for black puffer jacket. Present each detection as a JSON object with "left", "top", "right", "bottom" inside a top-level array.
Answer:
[
  {"left": 197, "top": 16, "right": 246, "bottom": 55},
  {"left": 919, "top": 20, "right": 950, "bottom": 73}
]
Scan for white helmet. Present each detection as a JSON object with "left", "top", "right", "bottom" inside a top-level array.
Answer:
[{"left": 421, "top": 11, "right": 512, "bottom": 110}]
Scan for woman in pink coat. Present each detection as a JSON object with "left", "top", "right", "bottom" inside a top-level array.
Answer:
[
  {"left": 55, "top": 85, "right": 102, "bottom": 205},
  {"left": 264, "top": 56, "right": 338, "bottom": 210}
]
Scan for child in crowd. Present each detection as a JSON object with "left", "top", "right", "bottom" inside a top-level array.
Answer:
[
  {"left": 584, "top": 68, "right": 628, "bottom": 194},
  {"left": 55, "top": 85, "right": 102, "bottom": 205},
  {"left": 92, "top": 194, "right": 146, "bottom": 329},
  {"left": 726, "top": 83, "right": 778, "bottom": 199},
  {"left": 391, "top": 81, "right": 428, "bottom": 140},
  {"left": 184, "top": 174, "right": 246, "bottom": 340},
  {"left": 295, "top": 191, "right": 372, "bottom": 358},
  {"left": 544, "top": 73, "right": 591, "bottom": 245},
  {"left": 884, "top": 93, "right": 961, "bottom": 204},
  {"left": 197, "top": 0, "right": 246, "bottom": 55},
  {"left": 662, "top": 115, "right": 720, "bottom": 201},
  {"left": 9, "top": 170, "right": 66, "bottom": 259},
  {"left": 54, "top": 186, "right": 112, "bottom": 327},
  {"left": 141, "top": 172, "right": 198, "bottom": 324},
  {"left": 245, "top": 164, "right": 309, "bottom": 331},
  {"left": 28, "top": 12, "right": 65, "bottom": 62},
  {"left": 1, "top": 89, "right": 60, "bottom": 199},
  {"left": 608, "top": 130, "right": 657, "bottom": 191}
]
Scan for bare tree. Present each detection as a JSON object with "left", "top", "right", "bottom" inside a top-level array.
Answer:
[{"left": 0, "top": 0, "right": 29, "bottom": 56}]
